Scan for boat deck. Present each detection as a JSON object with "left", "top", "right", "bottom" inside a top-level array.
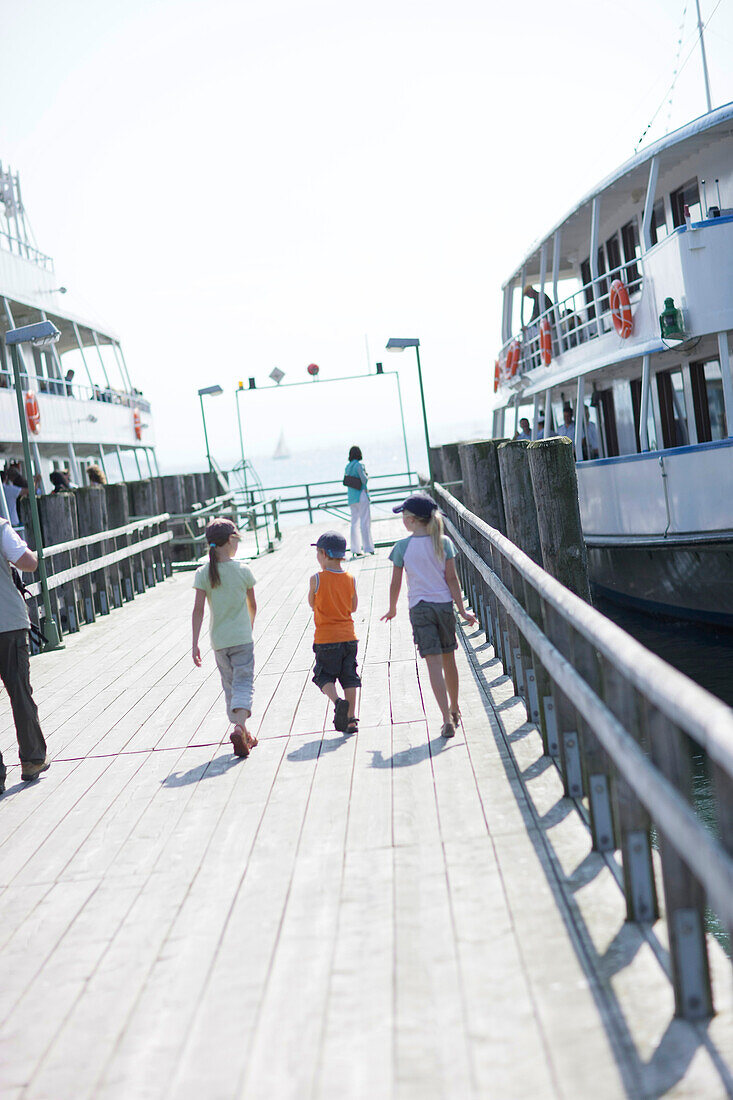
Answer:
[{"left": 1, "top": 520, "right": 732, "bottom": 1099}]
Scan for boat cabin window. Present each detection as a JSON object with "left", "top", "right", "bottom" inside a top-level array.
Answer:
[
  {"left": 690, "top": 358, "right": 728, "bottom": 442},
  {"left": 656, "top": 368, "right": 689, "bottom": 447},
  {"left": 621, "top": 219, "right": 641, "bottom": 288},
  {"left": 649, "top": 198, "right": 668, "bottom": 245},
  {"left": 670, "top": 179, "right": 702, "bottom": 227},
  {"left": 605, "top": 233, "right": 622, "bottom": 281}
]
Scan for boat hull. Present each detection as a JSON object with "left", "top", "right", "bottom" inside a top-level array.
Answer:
[{"left": 587, "top": 539, "right": 733, "bottom": 627}]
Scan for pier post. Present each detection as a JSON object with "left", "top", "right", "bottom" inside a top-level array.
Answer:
[
  {"left": 457, "top": 440, "right": 506, "bottom": 533},
  {"left": 128, "top": 479, "right": 162, "bottom": 586},
  {"left": 428, "top": 446, "right": 444, "bottom": 485},
  {"left": 38, "top": 492, "right": 81, "bottom": 635},
  {"left": 105, "top": 483, "right": 134, "bottom": 602},
  {"left": 75, "top": 486, "right": 111, "bottom": 620},
  {"left": 161, "top": 475, "right": 190, "bottom": 563},
  {"left": 527, "top": 437, "right": 591, "bottom": 602},
  {"left": 440, "top": 444, "right": 463, "bottom": 501}
]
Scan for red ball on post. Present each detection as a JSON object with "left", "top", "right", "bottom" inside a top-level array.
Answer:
[{"left": 307, "top": 363, "right": 319, "bottom": 378}]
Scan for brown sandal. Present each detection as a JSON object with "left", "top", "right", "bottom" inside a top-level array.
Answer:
[
  {"left": 346, "top": 717, "right": 359, "bottom": 735},
  {"left": 230, "top": 726, "right": 250, "bottom": 758}
]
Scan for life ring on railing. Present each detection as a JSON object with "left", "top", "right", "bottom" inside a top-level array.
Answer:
[
  {"left": 539, "top": 319, "right": 552, "bottom": 365},
  {"left": 506, "top": 340, "right": 520, "bottom": 377},
  {"left": 25, "top": 391, "right": 41, "bottom": 434},
  {"left": 493, "top": 358, "right": 500, "bottom": 393},
  {"left": 133, "top": 408, "right": 142, "bottom": 440},
  {"left": 609, "top": 279, "right": 633, "bottom": 338}
]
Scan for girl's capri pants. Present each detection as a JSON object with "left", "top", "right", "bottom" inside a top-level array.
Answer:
[{"left": 214, "top": 643, "right": 254, "bottom": 722}]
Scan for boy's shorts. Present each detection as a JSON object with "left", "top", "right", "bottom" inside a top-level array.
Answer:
[
  {"left": 409, "top": 600, "right": 457, "bottom": 657},
  {"left": 312, "top": 640, "right": 361, "bottom": 690}
]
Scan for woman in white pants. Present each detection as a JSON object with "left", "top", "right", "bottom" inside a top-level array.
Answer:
[{"left": 344, "top": 445, "right": 374, "bottom": 555}]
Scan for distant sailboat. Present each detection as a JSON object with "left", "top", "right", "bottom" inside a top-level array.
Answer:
[{"left": 272, "top": 430, "right": 290, "bottom": 460}]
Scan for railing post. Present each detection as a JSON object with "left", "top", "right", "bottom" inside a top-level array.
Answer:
[
  {"left": 600, "top": 660, "right": 658, "bottom": 923},
  {"left": 527, "top": 437, "right": 592, "bottom": 602},
  {"left": 643, "top": 706, "right": 713, "bottom": 1020},
  {"left": 105, "top": 483, "right": 134, "bottom": 601},
  {"left": 305, "top": 484, "right": 313, "bottom": 523},
  {"left": 457, "top": 439, "right": 506, "bottom": 533},
  {"left": 128, "top": 480, "right": 158, "bottom": 587},
  {"left": 75, "top": 486, "right": 111, "bottom": 619},
  {"left": 38, "top": 491, "right": 80, "bottom": 634}
]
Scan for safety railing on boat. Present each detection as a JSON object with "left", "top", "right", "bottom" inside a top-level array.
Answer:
[
  {"left": 0, "top": 367, "right": 151, "bottom": 412},
  {"left": 437, "top": 480, "right": 733, "bottom": 1022},
  {"left": 500, "top": 260, "right": 644, "bottom": 378}
]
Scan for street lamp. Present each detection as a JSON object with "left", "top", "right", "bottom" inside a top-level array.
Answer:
[
  {"left": 5, "top": 320, "right": 63, "bottom": 649},
  {"left": 386, "top": 337, "right": 433, "bottom": 481},
  {"left": 197, "top": 384, "right": 224, "bottom": 472}
]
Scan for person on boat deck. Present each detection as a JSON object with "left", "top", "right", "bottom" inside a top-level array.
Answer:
[
  {"left": 514, "top": 418, "right": 532, "bottom": 442},
  {"left": 86, "top": 464, "right": 107, "bottom": 486},
  {"left": 534, "top": 414, "right": 545, "bottom": 440},
  {"left": 344, "top": 445, "right": 374, "bottom": 557},
  {"left": 561, "top": 404, "right": 599, "bottom": 459},
  {"left": 0, "top": 519, "right": 50, "bottom": 794},
  {"left": 523, "top": 284, "right": 553, "bottom": 323}
]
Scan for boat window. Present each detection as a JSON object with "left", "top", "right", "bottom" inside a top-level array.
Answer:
[
  {"left": 612, "top": 380, "right": 638, "bottom": 455},
  {"left": 580, "top": 258, "right": 595, "bottom": 321},
  {"left": 690, "top": 359, "right": 728, "bottom": 442},
  {"left": 596, "top": 247, "right": 609, "bottom": 314},
  {"left": 621, "top": 219, "right": 641, "bottom": 288},
  {"left": 656, "top": 368, "right": 689, "bottom": 447},
  {"left": 605, "top": 234, "right": 622, "bottom": 281},
  {"left": 670, "top": 178, "right": 702, "bottom": 227},
  {"left": 650, "top": 198, "right": 668, "bottom": 245}
]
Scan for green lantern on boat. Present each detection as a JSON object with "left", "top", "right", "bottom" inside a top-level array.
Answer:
[{"left": 659, "top": 297, "right": 686, "bottom": 341}]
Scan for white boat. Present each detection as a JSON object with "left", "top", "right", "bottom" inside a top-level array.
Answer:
[
  {"left": 492, "top": 90, "right": 733, "bottom": 627},
  {"left": 0, "top": 161, "right": 157, "bottom": 496},
  {"left": 272, "top": 430, "right": 290, "bottom": 460}
]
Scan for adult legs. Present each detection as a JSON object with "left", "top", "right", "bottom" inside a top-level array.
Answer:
[
  {"left": 350, "top": 503, "right": 362, "bottom": 554},
  {"left": 358, "top": 492, "right": 374, "bottom": 553},
  {"left": 0, "top": 630, "right": 47, "bottom": 766}
]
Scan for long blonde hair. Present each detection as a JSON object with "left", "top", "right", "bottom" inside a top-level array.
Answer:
[{"left": 412, "top": 509, "right": 445, "bottom": 562}]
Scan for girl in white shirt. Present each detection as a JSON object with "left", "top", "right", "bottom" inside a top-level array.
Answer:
[{"left": 382, "top": 493, "right": 476, "bottom": 739}]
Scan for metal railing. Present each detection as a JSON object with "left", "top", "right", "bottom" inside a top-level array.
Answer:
[
  {"left": 0, "top": 367, "right": 151, "bottom": 412},
  {"left": 231, "top": 470, "right": 420, "bottom": 525},
  {"left": 168, "top": 491, "right": 282, "bottom": 562},
  {"left": 502, "top": 260, "right": 644, "bottom": 376},
  {"left": 437, "top": 481, "right": 733, "bottom": 1020},
  {"left": 21, "top": 513, "right": 172, "bottom": 641}
]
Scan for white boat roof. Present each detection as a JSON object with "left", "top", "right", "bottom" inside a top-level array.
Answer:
[{"left": 502, "top": 100, "right": 733, "bottom": 289}]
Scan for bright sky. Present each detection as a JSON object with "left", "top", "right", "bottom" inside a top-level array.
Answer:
[{"left": 2, "top": 0, "right": 732, "bottom": 471}]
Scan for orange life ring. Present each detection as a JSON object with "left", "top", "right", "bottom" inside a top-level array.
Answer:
[
  {"left": 493, "top": 359, "right": 500, "bottom": 393},
  {"left": 539, "top": 319, "right": 552, "bottom": 365},
  {"left": 25, "top": 391, "right": 41, "bottom": 434},
  {"left": 133, "top": 408, "right": 142, "bottom": 440},
  {"left": 609, "top": 279, "right": 633, "bottom": 338},
  {"left": 506, "top": 340, "right": 520, "bottom": 377}
]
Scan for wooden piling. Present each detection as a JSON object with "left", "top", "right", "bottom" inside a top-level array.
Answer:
[
  {"left": 105, "top": 483, "right": 134, "bottom": 602},
  {"left": 527, "top": 437, "right": 591, "bottom": 603},
  {"left": 38, "top": 492, "right": 80, "bottom": 634},
  {"left": 128, "top": 479, "right": 160, "bottom": 587},
  {"left": 428, "top": 446, "right": 444, "bottom": 484},
  {"left": 440, "top": 444, "right": 463, "bottom": 499},
  {"left": 455, "top": 439, "right": 506, "bottom": 534},
  {"left": 75, "top": 486, "right": 111, "bottom": 620},
  {"left": 497, "top": 441, "right": 542, "bottom": 564}
]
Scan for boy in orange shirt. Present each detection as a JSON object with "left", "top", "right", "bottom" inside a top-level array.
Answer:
[{"left": 308, "top": 531, "right": 360, "bottom": 734}]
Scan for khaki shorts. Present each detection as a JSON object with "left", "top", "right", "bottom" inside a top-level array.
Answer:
[{"left": 408, "top": 600, "right": 457, "bottom": 657}]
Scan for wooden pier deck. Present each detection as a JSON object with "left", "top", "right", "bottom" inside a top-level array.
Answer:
[{"left": 1, "top": 520, "right": 732, "bottom": 1099}]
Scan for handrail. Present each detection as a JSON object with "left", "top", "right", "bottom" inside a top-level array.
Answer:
[
  {"left": 38, "top": 513, "right": 170, "bottom": 558},
  {"left": 24, "top": 531, "right": 172, "bottom": 597},
  {"left": 435, "top": 480, "right": 733, "bottom": 1018}
]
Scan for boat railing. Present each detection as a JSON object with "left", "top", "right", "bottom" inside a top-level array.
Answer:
[
  {"left": 0, "top": 226, "right": 54, "bottom": 271},
  {"left": 436, "top": 479, "right": 733, "bottom": 1020},
  {"left": 501, "top": 260, "right": 644, "bottom": 379},
  {"left": 0, "top": 366, "right": 150, "bottom": 412}
]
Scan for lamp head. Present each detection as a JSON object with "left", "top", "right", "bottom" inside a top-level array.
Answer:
[
  {"left": 386, "top": 337, "right": 420, "bottom": 352},
  {"left": 6, "top": 320, "right": 61, "bottom": 347},
  {"left": 198, "top": 384, "right": 224, "bottom": 397}
]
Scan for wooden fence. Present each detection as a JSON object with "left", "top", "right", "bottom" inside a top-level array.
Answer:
[{"left": 436, "top": 481, "right": 733, "bottom": 1022}]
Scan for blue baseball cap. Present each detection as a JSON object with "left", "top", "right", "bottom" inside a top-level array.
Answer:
[
  {"left": 393, "top": 493, "right": 438, "bottom": 519},
  {"left": 312, "top": 531, "right": 348, "bottom": 558}
]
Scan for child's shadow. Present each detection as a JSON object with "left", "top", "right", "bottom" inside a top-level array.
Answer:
[
  {"left": 287, "top": 733, "right": 350, "bottom": 762},
  {"left": 162, "top": 753, "right": 242, "bottom": 787},
  {"left": 369, "top": 735, "right": 450, "bottom": 769}
]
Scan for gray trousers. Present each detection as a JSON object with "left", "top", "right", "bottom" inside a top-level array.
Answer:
[
  {"left": 0, "top": 629, "right": 47, "bottom": 779},
  {"left": 214, "top": 643, "right": 255, "bottom": 723}
]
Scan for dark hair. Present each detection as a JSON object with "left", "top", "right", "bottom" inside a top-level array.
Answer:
[
  {"left": 348, "top": 445, "right": 362, "bottom": 461},
  {"left": 205, "top": 517, "right": 237, "bottom": 588},
  {"left": 87, "top": 464, "right": 106, "bottom": 485}
]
